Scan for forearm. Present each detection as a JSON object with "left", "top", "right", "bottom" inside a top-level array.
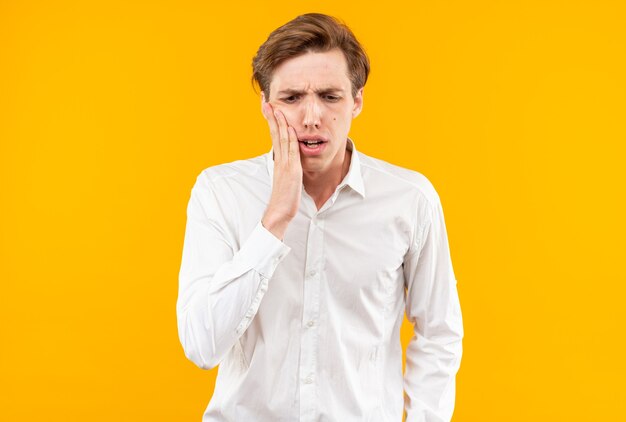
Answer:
[
  {"left": 176, "top": 181, "right": 290, "bottom": 369},
  {"left": 404, "top": 314, "right": 463, "bottom": 421},
  {"left": 177, "top": 262, "right": 270, "bottom": 369}
]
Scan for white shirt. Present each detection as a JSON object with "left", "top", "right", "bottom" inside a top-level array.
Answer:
[{"left": 177, "top": 139, "right": 463, "bottom": 422}]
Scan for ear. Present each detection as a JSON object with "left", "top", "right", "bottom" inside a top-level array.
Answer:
[{"left": 352, "top": 88, "right": 364, "bottom": 118}]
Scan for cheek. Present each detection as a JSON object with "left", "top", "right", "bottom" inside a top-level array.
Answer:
[
  {"left": 330, "top": 108, "right": 351, "bottom": 123},
  {"left": 332, "top": 112, "right": 352, "bottom": 128}
]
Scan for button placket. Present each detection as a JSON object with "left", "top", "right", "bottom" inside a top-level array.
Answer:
[{"left": 299, "top": 216, "right": 324, "bottom": 421}]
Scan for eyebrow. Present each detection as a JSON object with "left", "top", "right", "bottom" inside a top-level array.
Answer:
[{"left": 277, "top": 87, "right": 345, "bottom": 96}]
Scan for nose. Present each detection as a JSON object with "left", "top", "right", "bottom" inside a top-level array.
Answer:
[{"left": 302, "top": 97, "right": 321, "bottom": 129}]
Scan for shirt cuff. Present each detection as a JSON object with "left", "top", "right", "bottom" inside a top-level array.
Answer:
[{"left": 233, "top": 221, "right": 291, "bottom": 279}]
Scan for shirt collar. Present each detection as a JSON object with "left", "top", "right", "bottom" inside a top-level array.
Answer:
[{"left": 265, "top": 137, "right": 366, "bottom": 198}]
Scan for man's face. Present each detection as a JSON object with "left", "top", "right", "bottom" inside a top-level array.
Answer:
[{"left": 264, "top": 48, "right": 363, "bottom": 173}]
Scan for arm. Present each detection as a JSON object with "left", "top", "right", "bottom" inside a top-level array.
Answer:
[
  {"left": 403, "top": 196, "right": 464, "bottom": 421},
  {"left": 176, "top": 175, "right": 291, "bottom": 370},
  {"left": 177, "top": 101, "right": 301, "bottom": 370}
]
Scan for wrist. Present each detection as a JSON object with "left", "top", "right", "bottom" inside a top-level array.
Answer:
[{"left": 261, "top": 211, "right": 292, "bottom": 241}]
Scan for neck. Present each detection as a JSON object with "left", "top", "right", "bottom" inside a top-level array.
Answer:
[{"left": 303, "top": 147, "right": 352, "bottom": 210}]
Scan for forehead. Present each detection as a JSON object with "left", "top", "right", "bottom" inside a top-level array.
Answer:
[{"left": 269, "top": 49, "right": 351, "bottom": 92}]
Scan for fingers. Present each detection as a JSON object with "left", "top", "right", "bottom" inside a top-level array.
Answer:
[
  {"left": 287, "top": 126, "right": 300, "bottom": 161},
  {"left": 261, "top": 101, "right": 275, "bottom": 130},
  {"left": 264, "top": 103, "right": 280, "bottom": 160},
  {"left": 274, "top": 109, "right": 290, "bottom": 160},
  {"left": 262, "top": 101, "right": 300, "bottom": 164},
  {"left": 262, "top": 101, "right": 280, "bottom": 160}
]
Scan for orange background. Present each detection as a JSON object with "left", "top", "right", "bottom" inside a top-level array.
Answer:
[{"left": 1, "top": 1, "right": 625, "bottom": 420}]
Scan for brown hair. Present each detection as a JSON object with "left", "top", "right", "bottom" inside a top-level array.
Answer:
[{"left": 252, "top": 13, "right": 370, "bottom": 99}]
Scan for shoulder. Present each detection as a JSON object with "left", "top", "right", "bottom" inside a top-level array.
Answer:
[
  {"left": 357, "top": 151, "right": 442, "bottom": 208},
  {"left": 194, "top": 153, "right": 268, "bottom": 189}
]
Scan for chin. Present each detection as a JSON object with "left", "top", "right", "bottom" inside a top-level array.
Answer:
[{"left": 301, "top": 159, "right": 326, "bottom": 172}]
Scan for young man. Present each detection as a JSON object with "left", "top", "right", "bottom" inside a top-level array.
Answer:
[{"left": 177, "top": 13, "right": 463, "bottom": 422}]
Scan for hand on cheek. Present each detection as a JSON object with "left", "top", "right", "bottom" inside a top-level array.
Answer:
[{"left": 260, "top": 96, "right": 302, "bottom": 240}]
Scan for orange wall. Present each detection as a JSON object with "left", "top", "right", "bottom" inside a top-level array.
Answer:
[{"left": 1, "top": 1, "right": 625, "bottom": 420}]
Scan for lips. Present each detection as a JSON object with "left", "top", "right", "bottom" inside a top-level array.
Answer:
[
  {"left": 301, "top": 140, "right": 324, "bottom": 146},
  {"left": 298, "top": 135, "right": 328, "bottom": 147},
  {"left": 297, "top": 135, "right": 328, "bottom": 156}
]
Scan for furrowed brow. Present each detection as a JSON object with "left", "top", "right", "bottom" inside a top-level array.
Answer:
[
  {"left": 277, "top": 87, "right": 345, "bottom": 96},
  {"left": 317, "top": 88, "right": 344, "bottom": 95},
  {"left": 277, "top": 89, "right": 305, "bottom": 96}
]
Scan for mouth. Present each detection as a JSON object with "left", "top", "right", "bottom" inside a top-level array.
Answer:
[
  {"left": 297, "top": 136, "right": 328, "bottom": 154},
  {"left": 298, "top": 136, "right": 328, "bottom": 147},
  {"left": 300, "top": 140, "right": 325, "bottom": 147}
]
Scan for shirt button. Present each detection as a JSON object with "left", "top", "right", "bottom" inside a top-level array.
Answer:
[
  {"left": 304, "top": 376, "right": 313, "bottom": 384},
  {"left": 307, "top": 320, "right": 315, "bottom": 328},
  {"left": 309, "top": 270, "right": 316, "bottom": 277}
]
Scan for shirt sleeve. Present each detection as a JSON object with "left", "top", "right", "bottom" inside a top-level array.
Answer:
[
  {"left": 402, "top": 195, "right": 464, "bottom": 422},
  {"left": 176, "top": 173, "right": 291, "bottom": 370}
]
